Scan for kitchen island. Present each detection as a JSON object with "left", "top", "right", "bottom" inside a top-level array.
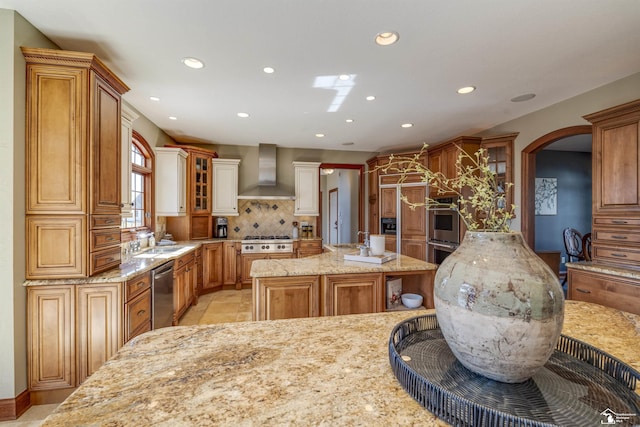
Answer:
[
  {"left": 39, "top": 301, "right": 639, "bottom": 426},
  {"left": 250, "top": 246, "right": 438, "bottom": 320}
]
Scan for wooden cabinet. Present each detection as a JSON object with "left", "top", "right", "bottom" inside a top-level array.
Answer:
[
  {"left": 481, "top": 133, "right": 516, "bottom": 214},
  {"left": 322, "top": 273, "right": 383, "bottom": 316},
  {"left": 120, "top": 104, "right": 138, "bottom": 219},
  {"left": 212, "top": 158, "right": 240, "bottom": 216},
  {"left": 154, "top": 147, "right": 188, "bottom": 216},
  {"left": 293, "top": 161, "right": 321, "bottom": 216},
  {"left": 23, "top": 47, "right": 128, "bottom": 279},
  {"left": 124, "top": 271, "right": 151, "bottom": 342},
  {"left": 380, "top": 187, "right": 397, "bottom": 218},
  {"left": 297, "top": 239, "right": 323, "bottom": 257},
  {"left": 223, "top": 241, "right": 240, "bottom": 288},
  {"left": 240, "top": 253, "right": 268, "bottom": 286},
  {"left": 584, "top": 100, "right": 640, "bottom": 269},
  {"left": 201, "top": 242, "right": 223, "bottom": 294},
  {"left": 400, "top": 186, "right": 427, "bottom": 239},
  {"left": 76, "top": 284, "right": 122, "bottom": 384},
  {"left": 427, "top": 136, "right": 482, "bottom": 198},
  {"left": 567, "top": 269, "right": 640, "bottom": 315},
  {"left": 253, "top": 275, "right": 320, "bottom": 320},
  {"left": 366, "top": 157, "right": 380, "bottom": 235},
  {"left": 173, "top": 251, "right": 197, "bottom": 324}
]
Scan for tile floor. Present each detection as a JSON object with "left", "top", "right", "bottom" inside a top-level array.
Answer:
[{"left": 0, "top": 289, "right": 250, "bottom": 425}]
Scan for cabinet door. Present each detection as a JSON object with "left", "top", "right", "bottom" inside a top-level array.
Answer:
[
  {"left": 26, "top": 215, "right": 86, "bottom": 279},
  {"left": 173, "top": 265, "right": 187, "bottom": 325},
  {"left": 241, "top": 254, "right": 268, "bottom": 285},
  {"left": 192, "top": 154, "right": 211, "bottom": 213},
  {"left": 223, "top": 242, "right": 239, "bottom": 286},
  {"left": 27, "top": 286, "right": 75, "bottom": 390},
  {"left": 400, "top": 185, "right": 427, "bottom": 239},
  {"left": 254, "top": 276, "right": 320, "bottom": 320},
  {"left": 379, "top": 187, "right": 397, "bottom": 218},
  {"left": 155, "top": 148, "right": 188, "bottom": 216},
  {"left": 90, "top": 74, "right": 121, "bottom": 215},
  {"left": 26, "top": 65, "right": 86, "bottom": 214},
  {"left": 202, "top": 242, "right": 223, "bottom": 293},
  {"left": 385, "top": 236, "right": 397, "bottom": 252},
  {"left": 124, "top": 288, "right": 151, "bottom": 342},
  {"left": 76, "top": 284, "right": 122, "bottom": 384},
  {"left": 120, "top": 105, "right": 138, "bottom": 217},
  {"left": 401, "top": 239, "right": 427, "bottom": 261},
  {"left": 212, "top": 160, "right": 240, "bottom": 215},
  {"left": 367, "top": 158, "right": 380, "bottom": 235},
  {"left": 323, "top": 273, "right": 383, "bottom": 316},
  {"left": 294, "top": 162, "right": 320, "bottom": 216}
]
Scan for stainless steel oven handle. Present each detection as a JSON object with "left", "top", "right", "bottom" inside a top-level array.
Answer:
[{"left": 428, "top": 241, "right": 458, "bottom": 250}]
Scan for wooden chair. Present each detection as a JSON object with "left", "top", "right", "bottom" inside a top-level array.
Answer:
[
  {"left": 562, "top": 227, "right": 586, "bottom": 286},
  {"left": 582, "top": 232, "right": 592, "bottom": 261}
]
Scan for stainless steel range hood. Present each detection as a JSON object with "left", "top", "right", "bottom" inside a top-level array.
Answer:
[{"left": 237, "top": 144, "right": 295, "bottom": 200}]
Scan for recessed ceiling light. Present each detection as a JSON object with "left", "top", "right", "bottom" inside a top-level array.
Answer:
[
  {"left": 366, "top": 95, "right": 376, "bottom": 101},
  {"left": 181, "top": 57, "right": 204, "bottom": 69},
  {"left": 457, "top": 86, "right": 476, "bottom": 94},
  {"left": 339, "top": 74, "right": 350, "bottom": 81},
  {"left": 149, "top": 96, "right": 160, "bottom": 102},
  {"left": 263, "top": 66, "right": 275, "bottom": 74},
  {"left": 315, "top": 133, "right": 325, "bottom": 138},
  {"left": 511, "top": 93, "right": 536, "bottom": 102},
  {"left": 342, "top": 142, "right": 354, "bottom": 146},
  {"left": 168, "top": 116, "right": 177, "bottom": 120},
  {"left": 375, "top": 31, "right": 399, "bottom": 46},
  {"left": 345, "top": 119, "right": 354, "bottom": 123},
  {"left": 237, "top": 112, "right": 250, "bottom": 118},
  {"left": 401, "top": 123, "right": 413, "bottom": 128}
]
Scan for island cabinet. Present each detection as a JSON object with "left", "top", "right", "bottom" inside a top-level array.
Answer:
[
  {"left": 322, "top": 273, "right": 383, "bottom": 316},
  {"left": 23, "top": 47, "right": 129, "bottom": 279},
  {"left": 240, "top": 253, "right": 295, "bottom": 286},
  {"left": 27, "top": 275, "right": 151, "bottom": 403},
  {"left": 567, "top": 269, "right": 640, "bottom": 315},
  {"left": 253, "top": 275, "right": 320, "bottom": 320}
]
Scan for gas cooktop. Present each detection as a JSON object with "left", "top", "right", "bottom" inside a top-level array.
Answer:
[{"left": 243, "top": 235, "right": 291, "bottom": 240}]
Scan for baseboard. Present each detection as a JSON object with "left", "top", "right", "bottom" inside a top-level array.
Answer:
[
  {"left": 0, "top": 388, "right": 30, "bottom": 421},
  {"left": 30, "top": 387, "right": 75, "bottom": 405}
]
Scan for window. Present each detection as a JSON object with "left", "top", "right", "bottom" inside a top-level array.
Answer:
[{"left": 123, "top": 131, "right": 153, "bottom": 230}]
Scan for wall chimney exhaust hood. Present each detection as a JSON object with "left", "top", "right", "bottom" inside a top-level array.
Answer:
[{"left": 237, "top": 144, "right": 296, "bottom": 200}]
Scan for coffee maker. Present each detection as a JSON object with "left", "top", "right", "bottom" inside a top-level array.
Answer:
[{"left": 215, "top": 217, "right": 228, "bottom": 238}]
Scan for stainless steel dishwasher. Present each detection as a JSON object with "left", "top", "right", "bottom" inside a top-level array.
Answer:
[{"left": 151, "top": 261, "right": 174, "bottom": 329}]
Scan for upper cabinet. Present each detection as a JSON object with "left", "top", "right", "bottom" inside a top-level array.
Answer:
[
  {"left": 155, "top": 147, "right": 187, "bottom": 217},
  {"left": 23, "top": 47, "right": 129, "bottom": 278},
  {"left": 481, "top": 133, "right": 516, "bottom": 214},
  {"left": 120, "top": 104, "right": 139, "bottom": 219},
  {"left": 212, "top": 158, "right": 241, "bottom": 216},
  {"left": 293, "top": 162, "right": 321, "bottom": 216},
  {"left": 426, "top": 136, "right": 482, "bottom": 198}
]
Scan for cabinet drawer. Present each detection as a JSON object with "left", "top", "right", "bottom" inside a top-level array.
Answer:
[
  {"left": 175, "top": 251, "right": 196, "bottom": 270},
  {"left": 298, "top": 240, "right": 322, "bottom": 249},
  {"left": 90, "top": 215, "right": 121, "bottom": 228},
  {"left": 592, "top": 243, "right": 640, "bottom": 266},
  {"left": 593, "top": 228, "right": 640, "bottom": 244},
  {"left": 126, "top": 272, "right": 151, "bottom": 302},
  {"left": 90, "top": 228, "right": 121, "bottom": 251},
  {"left": 568, "top": 270, "right": 640, "bottom": 315},
  {"left": 124, "top": 288, "right": 151, "bottom": 342},
  {"left": 593, "top": 217, "right": 640, "bottom": 227},
  {"left": 89, "top": 247, "right": 121, "bottom": 276}
]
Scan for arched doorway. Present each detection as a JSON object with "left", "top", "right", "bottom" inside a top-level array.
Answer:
[{"left": 521, "top": 125, "right": 592, "bottom": 247}]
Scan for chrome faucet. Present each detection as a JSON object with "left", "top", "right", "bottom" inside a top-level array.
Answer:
[{"left": 358, "top": 231, "right": 370, "bottom": 248}]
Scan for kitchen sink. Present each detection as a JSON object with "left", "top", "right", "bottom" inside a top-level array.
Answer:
[
  {"left": 133, "top": 245, "right": 193, "bottom": 259},
  {"left": 144, "top": 246, "right": 186, "bottom": 254}
]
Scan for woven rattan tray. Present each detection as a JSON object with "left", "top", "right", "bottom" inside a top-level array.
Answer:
[{"left": 389, "top": 314, "right": 639, "bottom": 426}]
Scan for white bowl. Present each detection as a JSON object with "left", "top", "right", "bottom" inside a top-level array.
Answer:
[{"left": 401, "top": 293, "right": 423, "bottom": 308}]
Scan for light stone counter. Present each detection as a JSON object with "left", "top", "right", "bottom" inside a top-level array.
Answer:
[
  {"left": 251, "top": 246, "right": 437, "bottom": 278},
  {"left": 40, "top": 301, "right": 639, "bottom": 426},
  {"left": 567, "top": 261, "right": 640, "bottom": 281}
]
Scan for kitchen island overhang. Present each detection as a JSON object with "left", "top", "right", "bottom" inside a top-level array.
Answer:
[{"left": 39, "top": 301, "right": 639, "bottom": 426}]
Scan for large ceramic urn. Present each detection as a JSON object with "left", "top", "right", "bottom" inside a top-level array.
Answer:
[{"left": 434, "top": 231, "right": 565, "bottom": 383}]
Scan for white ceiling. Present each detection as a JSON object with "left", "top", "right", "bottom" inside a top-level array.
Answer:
[{"left": 3, "top": 0, "right": 640, "bottom": 153}]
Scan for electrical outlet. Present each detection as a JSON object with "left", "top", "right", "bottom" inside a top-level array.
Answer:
[{"left": 561, "top": 256, "right": 566, "bottom": 263}]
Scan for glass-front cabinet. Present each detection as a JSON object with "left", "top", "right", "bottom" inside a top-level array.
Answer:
[
  {"left": 193, "top": 154, "right": 210, "bottom": 212},
  {"left": 481, "top": 133, "right": 516, "bottom": 213}
]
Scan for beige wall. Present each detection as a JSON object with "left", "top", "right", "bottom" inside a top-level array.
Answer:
[
  {"left": 0, "top": 9, "right": 58, "bottom": 399},
  {"left": 476, "top": 71, "right": 640, "bottom": 231}
]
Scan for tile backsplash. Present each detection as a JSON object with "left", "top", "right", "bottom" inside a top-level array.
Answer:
[{"left": 226, "top": 199, "right": 316, "bottom": 239}]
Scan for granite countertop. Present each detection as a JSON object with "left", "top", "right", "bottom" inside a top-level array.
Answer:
[
  {"left": 250, "top": 246, "right": 437, "bottom": 278},
  {"left": 40, "top": 301, "right": 639, "bottom": 426},
  {"left": 567, "top": 261, "right": 640, "bottom": 281}
]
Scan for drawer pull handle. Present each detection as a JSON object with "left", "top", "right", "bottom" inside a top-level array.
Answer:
[
  {"left": 106, "top": 236, "right": 114, "bottom": 241},
  {"left": 611, "top": 220, "right": 628, "bottom": 224},
  {"left": 611, "top": 235, "right": 627, "bottom": 239},
  {"left": 105, "top": 219, "right": 114, "bottom": 224},
  {"left": 575, "top": 288, "right": 591, "bottom": 294},
  {"left": 106, "top": 257, "right": 114, "bottom": 262},
  {"left": 135, "top": 281, "right": 145, "bottom": 287},
  {"left": 611, "top": 253, "right": 627, "bottom": 258},
  {"left": 137, "top": 310, "right": 146, "bottom": 316}
]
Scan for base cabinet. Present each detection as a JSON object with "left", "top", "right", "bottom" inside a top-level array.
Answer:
[
  {"left": 297, "top": 239, "right": 323, "bottom": 257},
  {"left": 223, "top": 241, "right": 240, "bottom": 288},
  {"left": 201, "top": 242, "right": 223, "bottom": 294},
  {"left": 567, "top": 268, "right": 640, "bottom": 315},
  {"left": 322, "top": 273, "right": 383, "bottom": 316},
  {"left": 173, "top": 251, "right": 197, "bottom": 325},
  {"left": 253, "top": 276, "right": 320, "bottom": 320}
]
